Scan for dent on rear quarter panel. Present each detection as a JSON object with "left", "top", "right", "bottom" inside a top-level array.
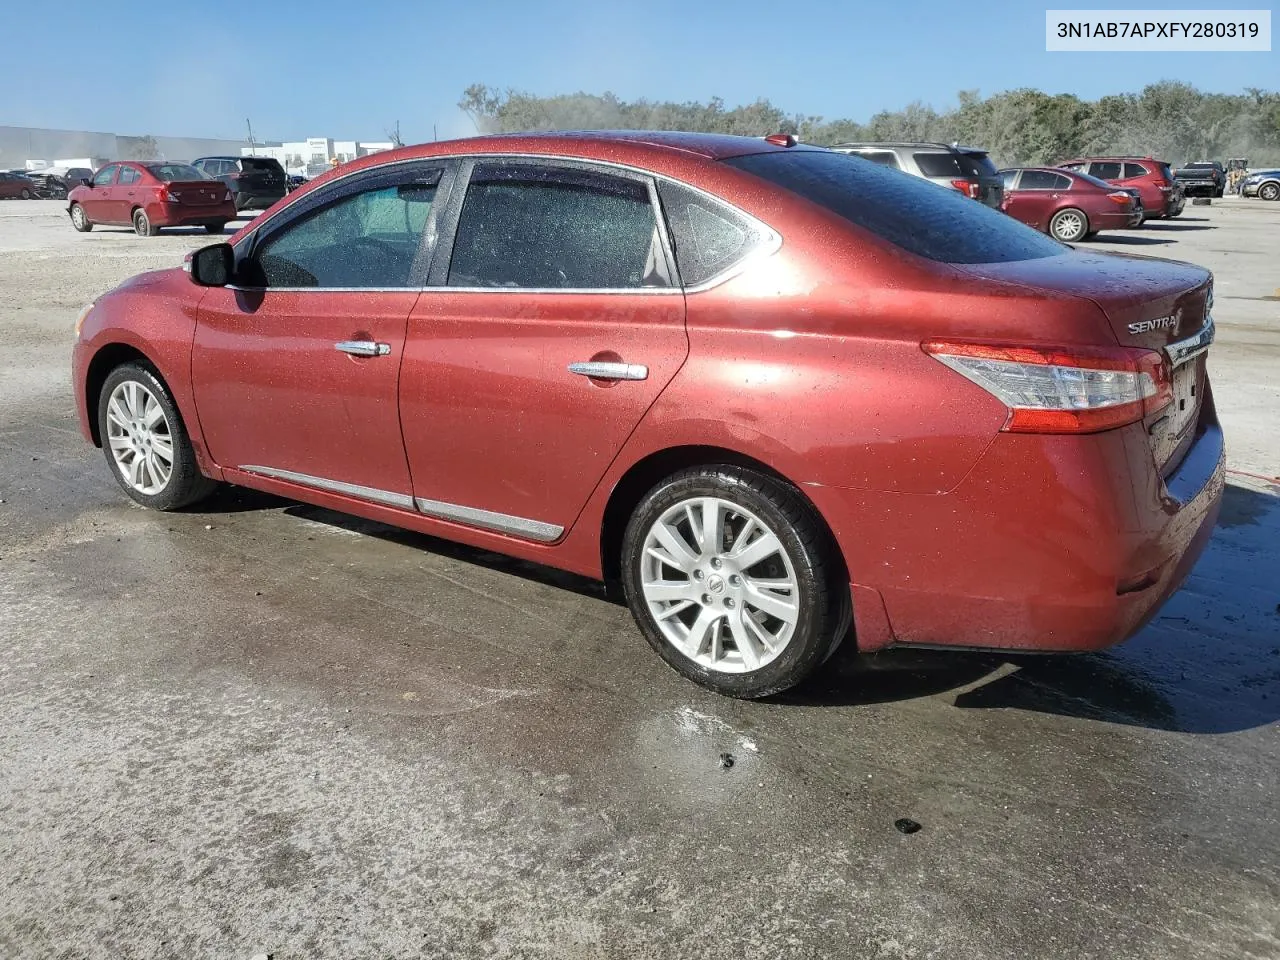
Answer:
[{"left": 81, "top": 269, "right": 216, "bottom": 474}]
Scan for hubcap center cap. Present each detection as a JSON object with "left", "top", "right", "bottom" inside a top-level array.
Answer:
[{"left": 707, "top": 575, "right": 725, "bottom": 594}]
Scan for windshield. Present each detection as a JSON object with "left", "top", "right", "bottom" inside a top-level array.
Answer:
[
  {"left": 725, "top": 150, "right": 1064, "bottom": 265},
  {"left": 147, "top": 163, "right": 209, "bottom": 181}
]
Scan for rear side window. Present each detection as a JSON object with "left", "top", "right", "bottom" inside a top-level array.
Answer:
[
  {"left": 912, "top": 152, "right": 963, "bottom": 177},
  {"left": 1090, "top": 161, "right": 1123, "bottom": 180},
  {"left": 1123, "top": 162, "right": 1150, "bottom": 179},
  {"left": 726, "top": 150, "right": 1064, "bottom": 264},
  {"left": 448, "top": 164, "right": 669, "bottom": 289},
  {"left": 1072, "top": 171, "right": 1117, "bottom": 191},
  {"left": 1000, "top": 170, "right": 1018, "bottom": 189},
  {"left": 1019, "top": 170, "right": 1071, "bottom": 190},
  {"left": 1060, "top": 162, "right": 1086, "bottom": 172},
  {"left": 658, "top": 181, "right": 768, "bottom": 287},
  {"left": 855, "top": 150, "right": 900, "bottom": 169},
  {"left": 117, "top": 166, "right": 140, "bottom": 186}
]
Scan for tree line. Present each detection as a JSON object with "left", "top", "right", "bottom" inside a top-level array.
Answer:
[{"left": 459, "top": 82, "right": 1280, "bottom": 167}]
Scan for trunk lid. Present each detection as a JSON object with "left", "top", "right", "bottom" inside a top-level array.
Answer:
[
  {"left": 166, "top": 180, "right": 229, "bottom": 206},
  {"left": 957, "top": 251, "right": 1213, "bottom": 471}
]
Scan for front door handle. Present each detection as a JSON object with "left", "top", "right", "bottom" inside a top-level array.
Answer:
[
  {"left": 569, "top": 361, "right": 648, "bottom": 381},
  {"left": 335, "top": 340, "right": 390, "bottom": 358}
]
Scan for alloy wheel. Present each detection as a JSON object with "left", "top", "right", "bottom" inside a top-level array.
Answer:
[
  {"left": 105, "top": 380, "right": 174, "bottom": 495},
  {"left": 71, "top": 206, "right": 86, "bottom": 229},
  {"left": 1052, "top": 210, "right": 1085, "bottom": 241},
  {"left": 639, "top": 496, "right": 800, "bottom": 674}
]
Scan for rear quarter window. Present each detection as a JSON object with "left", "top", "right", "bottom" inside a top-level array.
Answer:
[
  {"left": 912, "top": 152, "right": 963, "bottom": 177},
  {"left": 726, "top": 150, "right": 1064, "bottom": 265},
  {"left": 957, "top": 153, "right": 998, "bottom": 177}
]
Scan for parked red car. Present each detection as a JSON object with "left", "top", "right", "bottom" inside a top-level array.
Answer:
[
  {"left": 999, "top": 166, "right": 1139, "bottom": 241},
  {"left": 67, "top": 162, "right": 238, "bottom": 236},
  {"left": 71, "top": 133, "right": 1224, "bottom": 698},
  {"left": 1058, "top": 157, "right": 1184, "bottom": 218}
]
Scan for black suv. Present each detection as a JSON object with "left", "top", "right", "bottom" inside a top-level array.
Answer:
[{"left": 191, "top": 155, "right": 287, "bottom": 211}]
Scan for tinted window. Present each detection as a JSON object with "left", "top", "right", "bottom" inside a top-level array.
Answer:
[
  {"left": 66, "top": 168, "right": 92, "bottom": 182},
  {"left": 855, "top": 150, "right": 900, "bottom": 169},
  {"left": 1061, "top": 162, "right": 1086, "bottom": 172},
  {"left": 1090, "top": 162, "right": 1123, "bottom": 180},
  {"left": 242, "top": 157, "right": 284, "bottom": 174},
  {"left": 92, "top": 165, "right": 118, "bottom": 186},
  {"left": 147, "top": 163, "right": 208, "bottom": 181},
  {"left": 448, "top": 164, "right": 668, "bottom": 289},
  {"left": 255, "top": 181, "right": 436, "bottom": 288},
  {"left": 726, "top": 150, "right": 1064, "bottom": 264},
  {"left": 1123, "top": 162, "right": 1149, "bottom": 179},
  {"left": 658, "top": 180, "right": 767, "bottom": 287},
  {"left": 1019, "top": 170, "right": 1070, "bottom": 190},
  {"left": 1072, "top": 171, "right": 1118, "bottom": 191},
  {"left": 999, "top": 169, "right": 1018, "bottom": 189},
  {"left": 118, "top": 166, "right": 140, "bottom": 186},
  {"left": 912, "top": 152, "right": 963, "bottom": 177},
  {"left": 958, "top": 153, "right": 998, "bottom": 177}
]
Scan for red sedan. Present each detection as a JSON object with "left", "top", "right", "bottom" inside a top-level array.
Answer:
[
  {"left": 999, "top": 166, "right": 1140, "bottom": 241},
  {"left": 67, "top": 162, "right": 238, "bottom": 236},
  {"left": 71, "top": 133, "right": 1224, "bottom": 698}
]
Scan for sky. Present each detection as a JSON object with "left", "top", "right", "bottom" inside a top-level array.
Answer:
[{"left": 1, "top": 0, "right": 1275, "bottom": 144}]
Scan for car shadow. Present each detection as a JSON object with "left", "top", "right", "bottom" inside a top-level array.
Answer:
[
  {"left": 1088, "top": 235, "right": 1174, "bottom": 245},
  {"left": 1139, "top": 222, "right": 1215, "bottom": 231}
]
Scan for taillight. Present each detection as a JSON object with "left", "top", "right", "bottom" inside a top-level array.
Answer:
[
  {"left": 163, "top": 188, "right": 180, "bottom": 203},
  {"left": 951, "top": 179, "right": 981, "bottom": 199},
  {"left": 1152, "top": 178, "right": 1172, "bottom": 191},
  {"left": 1106, "top": 191, "right": 1131, "bottom": 205},
  {"left": 922, "top": 341, "right": 1172, "bottom": 434}
]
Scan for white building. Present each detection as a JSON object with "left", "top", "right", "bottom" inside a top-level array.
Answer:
[{"left": 242, "top": 138, "right": 395, "bottom": 177}]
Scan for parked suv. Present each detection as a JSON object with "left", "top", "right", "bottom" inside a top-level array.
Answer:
[
  {"left": 191, "top": 156, "right": 286, "bottom": 211},
  {"left": 828, "top": 142, "right": 1004, "bottom": 207},
  {"left": 1058, "top": 157, "right": 1184, "bottom": 218}
]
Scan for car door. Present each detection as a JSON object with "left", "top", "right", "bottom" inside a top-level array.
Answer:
[
  {"left": 398, "top": 159, "right": 688, "bottom": 541},
  {"left": 1013, "top": 169, "right": 1066, "bottom": 230},
  {"left": 115, "top": 164, "right": 143, "bottom": 221},
  {"left": 84, "top": 164, "right": 119, "bottom": 221},
  {"left": 191, "top": 160, "right": 450, "bottom": 504}
]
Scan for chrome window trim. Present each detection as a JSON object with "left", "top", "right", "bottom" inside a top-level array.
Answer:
[
  {"left": 239, "top": 465, "right": 563, "bottom": 542},
  {"left": 1166, "top": 316, "right": 1215, "bottom": 367},
  {"left": 225, "top": 285, "right": 423, "bottom": 293},
  {"left": 241, "top": 465, "right": 415, "bottom": 510},
  {"left": 414, "top": 497, "right": 563, "bottom": 543},
  {"left": 233, "top": 151, "right": 782, "bottom": 296}
]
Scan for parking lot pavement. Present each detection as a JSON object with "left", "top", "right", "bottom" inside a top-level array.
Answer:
[{"left": 1, "top": 197, "right": 1277, "bottom": 959}]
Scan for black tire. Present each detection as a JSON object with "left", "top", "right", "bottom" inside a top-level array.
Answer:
[
  {"left": 1260, "top": 182, "right": 1280, "bottom": 202},
  {"left": 20, "top": 188, "right": 32, "bottom": 200},
  {"left": 133, "top": 207, "right": 159, "bottom": 237},
  {"left": 1049, "top": 207, "right": 1089, "bottom": 243},
  {"left": 69, "top": 202, "right": 92, "bottom": 232},
  {"left": 1083, "top": 230, "right": 1099, "bottom": 241},
  {"left": 96, "top": 363, "right": 217, "bottom": 511},
  {"left": 620, "top": 465, "right": 850, "bottom": 699},
  {"left": 204, "top": 222, "right": 227, "bottom": 234},
  {"left": 1214, "top": 187, "right": 1224, "bottom": 198}
]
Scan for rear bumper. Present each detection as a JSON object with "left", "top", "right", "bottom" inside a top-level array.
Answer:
[
  {"left": 806, "top": 395, "right": 1225, "bottom": 653},
  {"left": 1088, "top": 209, "right": 1134, "bottom": 232},
  {"left": 147, "top": 199, "right": 239, "bottom": 227}
]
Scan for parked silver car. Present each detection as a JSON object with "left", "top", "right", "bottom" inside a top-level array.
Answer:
[
  {"left": 828, "top": 141, "right": 1004, "bottom": 208},
  {"left": 1241, "top": 169, "right": 1280, "bottom": 201}
]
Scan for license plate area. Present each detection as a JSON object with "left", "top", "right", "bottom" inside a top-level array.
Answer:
[{"left": 1167, "top": 355, "right": 1202, "bottom": 438}]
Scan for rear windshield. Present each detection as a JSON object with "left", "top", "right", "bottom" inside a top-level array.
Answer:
[
  {"left": 912, "top": 152, "right": 962, "bottom": 177},
  {"left": 146, "top": 163, "right": 208, "bottom": 181},
  {"left": 241, "top": 157, "right": 284, "bottom": 172},
  {"left": 958, "top": 152, "right": 998, "bottom": 177},
  {"left": 725, "top": 150, "right": 1065, "bottom": 265}
]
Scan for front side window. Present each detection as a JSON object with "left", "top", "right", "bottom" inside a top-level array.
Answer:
[
  {"left": 726, "top": 150, "right": 1064, "bottom": 264},
  {"left": 118, "top": 166, "right": 140, "bottom": 186},
  {"left": 447, "top": 164, "right": 668, "bottom": 289},
  {"left": 658, "top": 180, "right": 768, "bottom": 287},
  {"left": 1090, "top": 161, "right": 1123, "bottom": 180},
  {"left": 92, "top": 165, "right": 118, "bottom": 186},
  {"left": 253, "top": 180, "right": 437, "bottom": 288}
]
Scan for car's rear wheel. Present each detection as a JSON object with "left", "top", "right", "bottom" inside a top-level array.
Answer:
[
  {"left": 1049, "top": 208, "right": 1089, "bottom": 242},
  {"left": 204, "top": 222, "right": 227, "bottom": 234},
  {"left": 621, "top": 465, "right": 849, "bottom": 698},
  {"left": 20, "top": 187, "right": 31, "bottom": 200},
  {"left": 133, "top": 208, "right": 159, "bottom": 236},
  {"left": 1260, "top": 183, "right": 1280, "bottom": 202},
  {"left": 97, "top": 363, "right": 217, "bottom": 511},
  {"left": 70, "top": 203, "right": 92, "bottom": 232}
]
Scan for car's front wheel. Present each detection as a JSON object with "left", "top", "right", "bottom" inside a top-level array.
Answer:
[
  {"left": 69, "top": 203, "right": 92, "bottom": 232},
  {"left": 621, "top": 465, "right": 849, "bottom": 698},
  {"left": 20, "top": 187, "right": 32, "bottom": 200},
  {"left": 97, "top": 363, "right": 217, "bottom": 510},
  {"left": 1260, "top": 183, "right": 1280, "bottom": 202},
  {"left": 1049, "top": 207, "right": 1089, "bottom": 242}
]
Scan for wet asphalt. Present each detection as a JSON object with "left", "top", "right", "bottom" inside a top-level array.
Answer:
[{"left": 1, "top": 200, "right": 1278, "bottom": 958}]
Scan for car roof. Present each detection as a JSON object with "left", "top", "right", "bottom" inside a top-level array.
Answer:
[
  {"left": 832, "top": 141, "right": 990, "bottom": 154},
  {"left": 1060, "top": 156, "right": 1166, "bottom": 164}
]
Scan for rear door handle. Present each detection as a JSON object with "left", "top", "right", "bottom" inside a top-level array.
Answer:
[
  {"left": 335, "top": 340, "right": 390, "bottom": 358},
  {"left": 569, "top": 361, "right": 648, "bottom": 381}
]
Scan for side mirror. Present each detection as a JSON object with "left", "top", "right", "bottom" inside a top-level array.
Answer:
[
  {"left": 189, "top": 243, "right": 235, "bottom": 287},
  {"left": 80, "top": 178, "right": 92, "bottom": 187}
]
